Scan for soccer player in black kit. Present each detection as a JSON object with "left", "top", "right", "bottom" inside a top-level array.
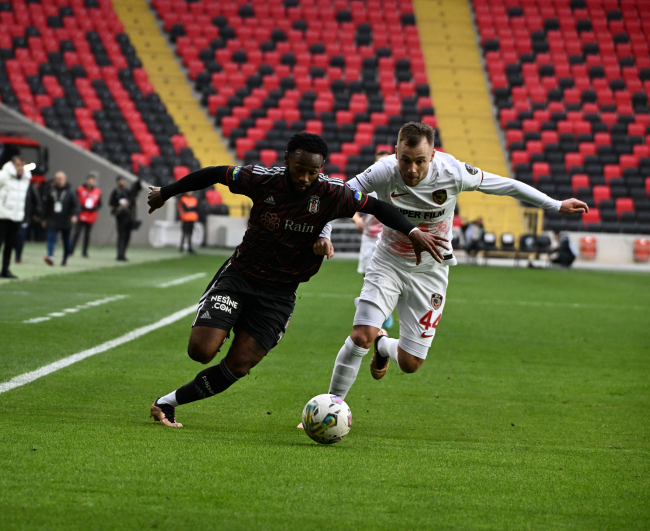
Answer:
[{"left": 146, "top": 133, "right": 448, "bottom": 427}]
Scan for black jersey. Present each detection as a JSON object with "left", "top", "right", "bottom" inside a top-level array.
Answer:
[{"left": 223, "top": 165, "right": 367, "bottom": 288}]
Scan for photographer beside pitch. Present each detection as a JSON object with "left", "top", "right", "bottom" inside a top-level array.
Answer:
[{"left": 145, "top": 133, "right": 447, "bottom": 427}]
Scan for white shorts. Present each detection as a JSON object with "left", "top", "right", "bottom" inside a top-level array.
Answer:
[
  {"left": 353, "top": 249, "right": 449, "bottom": 358},
  {"left": 357, "top": 234, "right": 378, "bottom": 274}
]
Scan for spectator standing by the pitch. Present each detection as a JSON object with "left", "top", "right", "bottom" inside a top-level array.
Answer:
[
  {"left": 71, "top": 172, "right": 102, "bottom": 258},
  {"left": 14, "top": 178, "right": 43, "bottom": 264},
  {"left": 550, "top": 230, "right": 577, "bottom": 268},
  {"left": 0, "top": 156, "right": 31, "bottom": 278},
  {"left": 177, "top": 191, "right": 199, "bottom": 253},
  {"left": 464, "top": 217, "right": 484, "bottom": 256},
  {"left": 110, "top": 176, "right": 141, "bottom": 261},
  {"left": 43, "top": 171, "right": 79, "bottom": 266}
]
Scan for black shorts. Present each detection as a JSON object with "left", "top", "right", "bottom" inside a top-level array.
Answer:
[{"left": 193, "top": 260, "right": 296, "bottom": 353}]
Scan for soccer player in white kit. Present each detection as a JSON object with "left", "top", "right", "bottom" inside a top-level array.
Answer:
[{"left": 322, "top": 122, "right": 588, "bottom": 399}]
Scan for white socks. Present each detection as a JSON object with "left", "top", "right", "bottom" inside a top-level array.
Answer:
[
  {"left": 377, "top": 336, "right": 401, "bottom": 370},
  {"left": 329, "top": 336, "right": 369, "bottom": 399},
  {"left": 157, "top": 390, "right": 179, "bottom": 408}
]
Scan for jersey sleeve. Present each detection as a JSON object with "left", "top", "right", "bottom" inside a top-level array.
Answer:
[
  {"left": 224, "top": 165, "right": 256, "bottom": 197},
  {"left": 353, "top": 156, "right": 394, "bottom": 196},
  {"left": 479, "top": 172, "right": 562, "bottom": 210},
  {"left": 451, "top": 158, "right": 484, "bottom": 192},
  {"left": 333, "top": 182, "right": 369, "bottom": 218}
]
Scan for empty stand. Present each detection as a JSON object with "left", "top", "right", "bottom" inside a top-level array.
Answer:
[
  {"left": 474, "top": 0, "right": 650, "bottom": 234},
  {"left": 150, "top": 0, "right": 435, "bottom": 181},
  {"left": 0, "top": 0, "right": 200, "bottom": 186}
]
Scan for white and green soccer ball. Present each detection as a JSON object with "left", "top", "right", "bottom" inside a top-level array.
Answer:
[{"left": 302, "top": 394, "right": 352, "bottom": 444}]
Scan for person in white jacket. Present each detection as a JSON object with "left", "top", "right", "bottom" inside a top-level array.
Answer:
[{"left": 0, "top": 156, "right": 31, "bottom": 279}]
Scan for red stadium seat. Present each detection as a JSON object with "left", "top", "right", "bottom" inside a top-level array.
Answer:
[
  {"left": 572, "top": 175, "right": 589, "bottom": 194},
  {"left": 565, "top": 153, "right": 583, "bottom": 171},
  {"left": 582, "top": 208, "right": 601, "bottom": 224},
  {"left": 603, "top": 165, "right": 621, "bottom": 184},
  {"left": 174, "top": 166, "right": 190, "bottom": 181},
  {"left": 593, "top": 186, "right": 611, "bottom": 207},
  {"left": 616, "top": 198, "right": 634, "bottom": 218},
  {"left": 329, "top": 153, "right": 347, "bottom": 170},
  {"left": 260, "top": 150, "right": 278, "bottom": 166},
  {"left": 205, "top": 189, "right": 222, "bottom": 206},
  {"left": 235, "top": 138, "right": 255, "bottom": 159},
  {"left": 532, "top": 162, "right": 550, "bottom": 181}
]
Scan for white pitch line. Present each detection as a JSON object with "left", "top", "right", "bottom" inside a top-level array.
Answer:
[
  {"left": 157, "top": 272, "right": 207, "bottom": 288},
  {"left": 1, "top": 305, "right": 197, "bottom": 395},
  {"left": 22, "top": 295, "right": 129, "bottom": 324}
]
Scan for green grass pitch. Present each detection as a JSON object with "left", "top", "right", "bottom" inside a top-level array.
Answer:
[{"left": 1, "top": 253, "right": 649, "bottom": 530}]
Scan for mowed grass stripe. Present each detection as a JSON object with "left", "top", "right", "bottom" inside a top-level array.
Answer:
[{"left": 1, "top": 305, "right": 197, "bottom": 394}]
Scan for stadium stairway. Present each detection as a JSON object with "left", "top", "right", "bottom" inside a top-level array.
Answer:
[
  {"left": 111, "top": 0, "right": 249, "bottom": 216},
  {"left": 414, "top": 0, "right": 526, "bottom": 239}
]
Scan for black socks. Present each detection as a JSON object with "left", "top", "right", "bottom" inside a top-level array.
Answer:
[{"left": 175, "top": 358, "right": 240, "bottom": 405}]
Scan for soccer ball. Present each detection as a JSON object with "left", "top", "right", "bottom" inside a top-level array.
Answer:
[{"left": 301, "top": 394, "right": 352, "bottom": 444}]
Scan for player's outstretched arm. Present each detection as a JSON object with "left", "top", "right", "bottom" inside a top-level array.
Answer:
[
  {"left": 147, "top": 166, "right": 230, "bottom": 214},
  {"left": 360, "top": 196, "right": 449, "bottom": 265},
  {"left": 478, "top": 173, "right": 588, "bottom": 214}
]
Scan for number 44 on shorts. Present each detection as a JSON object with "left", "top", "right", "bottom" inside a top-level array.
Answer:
[{"left": 419, "top": 311, "right": 440, "bottom": 338}]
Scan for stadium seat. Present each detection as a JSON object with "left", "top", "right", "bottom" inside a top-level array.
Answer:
[
  {"left": 582, "top": 209, "right": 601, "bottom": 224},
  {"left": 500, "top": 232, "right": 516, "bottom": 251},
  {"left": 483, "top": 232, "right": 497, "bottom": 251},
  {"left": 593, "top": 186, "right": 611, "bottom": 207}
]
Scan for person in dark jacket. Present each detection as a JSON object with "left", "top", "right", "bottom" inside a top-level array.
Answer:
[
  {"left": 109, "top": 176, "right": 141, "bottom": 261},
  {"left": 71, "top": 172, "right": 102, "bottom": 258},
  {"left": 42, "top": 171, "right": 79, "bottom": 266},
  {"left": 551, "top": 230, "right": 577, "bottom": 267},
  {"left": 14, "top": 180, "right": 43, "bottom": 264}
]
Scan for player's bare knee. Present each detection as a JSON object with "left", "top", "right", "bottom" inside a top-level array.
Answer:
[
  {"left": 350, "top": 327, "right": 375, "bottom": 350},
  {"left": 400, "top": 360, "right": 419, "bottom": 373},
  {"left": 398, "top": 352, "right": 425, "bottom": 373},
  {"left": 187, "top": 341, "right": 214, "bottom": 364}
]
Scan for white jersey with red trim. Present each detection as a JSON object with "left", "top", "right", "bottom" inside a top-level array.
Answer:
[
  {"left": 362, "top": 213, "right": 383, "bottom": 239},
  {"left": 350, "top": 152, "right": 483, "bottom": 269}
]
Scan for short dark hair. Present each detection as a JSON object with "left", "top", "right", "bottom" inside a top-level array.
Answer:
[
  {"left": 398, "top": 121, "right": 435, "bottom": 148},
  {"left": 286, "top": 132, "right": 329, "bottom": 161}
]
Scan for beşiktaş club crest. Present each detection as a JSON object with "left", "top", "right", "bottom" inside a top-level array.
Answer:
[
  {"left": 432, "top": 189, "right": 447, "bottom": 205},
  {"left": 431, "top": 293, "right": 443, "bottom": 310},
  {"left": 307, "top": 195, "right": 320, "bottom": 214}
]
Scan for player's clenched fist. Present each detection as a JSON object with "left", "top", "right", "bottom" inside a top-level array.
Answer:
[
  {"left": 559, "top": 198, "right": 589, "bottom": 214},
  {"left": 313, "top": 237, "right": 334, "bottom": 259},
  {"left": 408, "top": 228, "right": 450, "bottom": 265},
  {"left": 147, "top": 186, "right": 165, "bottom": 214}
]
